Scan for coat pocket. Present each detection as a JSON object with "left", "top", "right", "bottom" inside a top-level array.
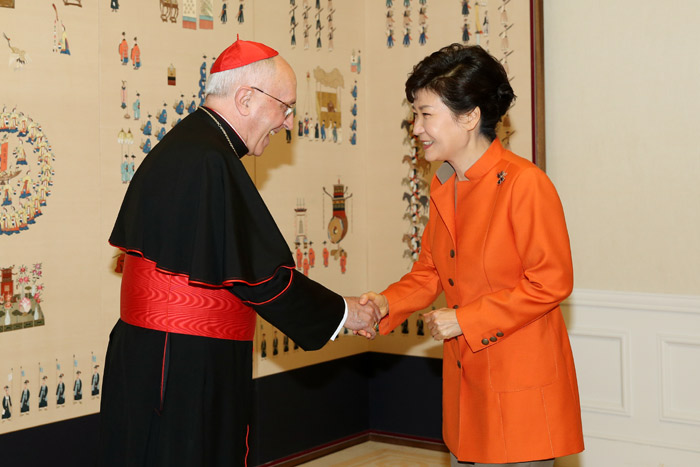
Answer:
[{"left": 487, "top": 314, "right": 557, "bottom": 392}]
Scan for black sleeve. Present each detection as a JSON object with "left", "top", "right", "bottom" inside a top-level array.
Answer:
[{"left": 230, "top": 268, "right": 345, "bottom": 351}]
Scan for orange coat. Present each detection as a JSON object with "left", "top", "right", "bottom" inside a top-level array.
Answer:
[{"left": 380, "top": 139, "right": 584, "bottom": 463}]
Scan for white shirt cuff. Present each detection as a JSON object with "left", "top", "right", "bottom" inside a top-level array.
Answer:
[{"left": 329, "top": 298, "right": 348, "bottom": 341}]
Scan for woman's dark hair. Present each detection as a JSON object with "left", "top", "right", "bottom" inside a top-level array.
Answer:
[{"left": 405, "top": 44, "right": 515, "bottom": 141}]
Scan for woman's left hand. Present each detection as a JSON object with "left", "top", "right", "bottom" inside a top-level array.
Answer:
[{"left": 424, "top": 308, "right": 463, "bottom": 341}]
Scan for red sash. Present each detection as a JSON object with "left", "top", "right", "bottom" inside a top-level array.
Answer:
[{"left": 120, "top": 255, "right": 256, "bottom": 341}]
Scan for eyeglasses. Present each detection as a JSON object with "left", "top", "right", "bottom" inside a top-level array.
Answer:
[{"left": 250, "top": 86, "right": 295, "bottom": 119}]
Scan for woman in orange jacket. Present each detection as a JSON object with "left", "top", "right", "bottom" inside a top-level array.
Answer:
[{"left": 363, "top": 44, "right": 584, "bottom": 466}]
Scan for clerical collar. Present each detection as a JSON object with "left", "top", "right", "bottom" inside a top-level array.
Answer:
[{"left": 203, "top": 107, "right": 249, "bottom": 157}]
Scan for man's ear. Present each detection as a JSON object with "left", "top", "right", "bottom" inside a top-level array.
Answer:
[{"left": 234, "top": 86, "right": 253, "bottom": 116}]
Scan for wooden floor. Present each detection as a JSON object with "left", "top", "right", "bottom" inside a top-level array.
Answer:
[{"left": 297, "top": 441, "right": 451, "bottom": 466}]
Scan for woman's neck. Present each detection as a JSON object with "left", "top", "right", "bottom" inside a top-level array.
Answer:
[{"left": 451, "top": 134, "right": 492, "bottom": 181}]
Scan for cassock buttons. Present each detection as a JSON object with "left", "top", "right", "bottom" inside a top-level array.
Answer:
[
  {"left": 496, "top": 331, "right": 504, "bottom": 337},
  {"left": 453, "top": 305, "right": 459, "bottom": 309},
  {"left": 490, "top": 336, "right": 497, "bottom": 342},
  {"left": 481, "top": 338, "right": 489, "bottom": 346},
  {"left": 457, "top": 361, "right": 461, "bottom": 369},
  {"left": 448, "top": 278, "right": 455, "bottom": 286},
  {"left": 450, "top": 250, "right": 455, "bottom": 258}
]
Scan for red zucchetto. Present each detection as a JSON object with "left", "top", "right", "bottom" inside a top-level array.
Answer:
[{"left": 210, "top": 36, "right": 279, "bottom": 74}]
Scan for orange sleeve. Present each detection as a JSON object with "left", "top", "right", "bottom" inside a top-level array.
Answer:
[
  {"left": 458, "top": 167, "right": 574, "bottom": 351},
  {"left": 379, "top": 212, "right": 443, "bottom": 334}
]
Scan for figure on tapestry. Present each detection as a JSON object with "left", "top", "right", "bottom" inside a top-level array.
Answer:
[
  {"left": 118, "top": 32, "right": 128, "bottom": 65},
  {"left": 91, "top": 365, "right": 100, "bottom": 396},
  {"left": 160, "top": 0, "right": 178, "bottom": 23},
  {"left": 52, "top": 4, "right": 70, "bottom": 55},
  {"left": 20, "top": 379, "right": 29, "bottom": 413},
  {"left": 1, "top": 385, "right": 11, "bottom": 420},
  {"left": 38, "top": 375, "right": 48, "bottom": 409},
  {"left": 1, "top": 263, "right": 46, "bottom": 331},
  {"left": 131, "top": 37, "right": 141, "bottom": 69},
  {"left": 323, "top": 180, "right": 352, "bottom": 273},
  {"left": 3, "top": 33, "right": 29, "bottom": 70},
  {"left": 56, "top": 373, "right": 65, "bottom": 405},
  {"left": 73, "top": 369, "right": 82, "bottom": 402}
]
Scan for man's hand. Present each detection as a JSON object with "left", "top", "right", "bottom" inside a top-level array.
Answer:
[
  {"left": 424, "top": 308, "right": 463, "bottom": 341},
  {"left": 359, "top": 291, "right": 389, "bottom": 318},
  {"left": 343, "top": 296, "right": 382, "bottom": 339}
]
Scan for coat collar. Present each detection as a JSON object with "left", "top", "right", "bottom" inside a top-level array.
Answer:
[
  {"left": 430, "top": 138, "right": 506, "bottom": 246},
  {"left": 435, "top": 138, "right": 505, "bottom": 184}
]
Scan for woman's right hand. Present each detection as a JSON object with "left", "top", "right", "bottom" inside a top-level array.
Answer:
[{"left": 359, "top": 292, "right": 389, "bottom": 318}]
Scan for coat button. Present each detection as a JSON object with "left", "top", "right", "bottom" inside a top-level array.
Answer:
[
  {"left": 481, "top": 338, "right": 489, "bottom": 345},
  {"left": 490, "top": 336, "right": 497, "bottom": 342},
  {"left": 496, "top": 331, "right": 504, "bottom": 337},
  {"left": 448, "top": 278, "right": 454, "bottom": 286},
  {"left": 457, "top": 361, "right": 461, "bottom": 369},
  {"left": 453, "top": 305, "right": 459, "bottom": 309},
  {"left": 450, "top": 250, "right": 455, "bottom": 258}
]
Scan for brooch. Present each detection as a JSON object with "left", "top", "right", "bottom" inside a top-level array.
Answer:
[{"left": 497, "top": 171, "right": 507, "bottom": 185}]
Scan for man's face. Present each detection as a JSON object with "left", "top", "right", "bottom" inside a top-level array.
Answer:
[{"left": 247, "top": 58, "right": 297, "bottom": 157}]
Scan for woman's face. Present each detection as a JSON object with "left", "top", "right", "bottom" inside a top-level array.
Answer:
[{"left": 411, "top": 89, "right": 470, "bottom": 164}]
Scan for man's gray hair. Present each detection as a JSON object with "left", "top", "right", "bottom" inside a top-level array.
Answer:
[{"left": 205, "top": 57, "right": 277, "bottom": 98}]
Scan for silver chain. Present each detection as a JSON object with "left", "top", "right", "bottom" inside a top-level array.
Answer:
[{"left": 201, "top": 107, "right": 240, "bottom": 158}]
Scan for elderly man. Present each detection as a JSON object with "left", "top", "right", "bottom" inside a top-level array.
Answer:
[{"left": 98, "top": 39, "right": 380, "bottom": 467}]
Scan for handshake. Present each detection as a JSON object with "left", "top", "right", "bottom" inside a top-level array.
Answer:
[
  {"left": 342, "top": 292, "right": 389, "bottom": 340},
  {"left": 343, "top": 292, "right": 464, "bottom": 341}
]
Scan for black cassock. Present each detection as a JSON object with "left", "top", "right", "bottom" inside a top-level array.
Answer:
[{"left": 99, "top": 108, "right": 344, "bottom": 467}]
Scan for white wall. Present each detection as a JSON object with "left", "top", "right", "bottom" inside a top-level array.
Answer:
[{"left": 544, "top": 1, "right": 700, "bottom": 465}]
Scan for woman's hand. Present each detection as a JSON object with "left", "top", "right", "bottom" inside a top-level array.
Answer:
[
  {"left": 351, "top": 292, "right": 389, "bottom": 338},
  {"left": 359, "top": 291, "right": 389, "bottom": 318},
  {"left": 424, "top": 308, "right": 463, "bottom": 341}
]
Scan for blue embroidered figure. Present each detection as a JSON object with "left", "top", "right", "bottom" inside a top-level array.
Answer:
[
  {"left": 156, "top": 127, "right": 166, "bottom": 142},
  {"left": 419, "top": 26, "right": 427, "bottom": 45},
  {"left": 198, "top": 58, "right": 208, "bottom": 106},
  {"left": 237, "top": 4, "right": 244, "bottom": 23},
  {"left": 188, "top": 96, "right": 197, "bottom": 114},
  {"left": 174, "top": 95, "right": 185, "bottom": 115},
  {"left": 320, "top": 120, "right": 326, "bottom": 141},
  {"left": 132, "top": 93, "right": 141, "bottom": 120},
  {"left": 141, "top": 116, "right": 152, "bottom": 136},
  {"left": 403, "top": 29, "right": 411, "bottom": 47},
  {"left": 158, "top": 104, "right": 167, "bottom": 124},
  {"left": 350, "top": 119, "right": 357, "bottom": 132},
  {"left": 121, "top": 155, "right": 129, "bottom": 183},
  {"left": 350, "top": 132, "right": 357, "bottom": 145},
  {"left": 220, "top": 2, "right": 227, "bottom": 23},
  {"left": 128, "top": 155, "right": 136, "bottom": 181},
  {"left": 351, "top": 103, "right": 357, "bottom": 116},
  {"left": 141, "top": 138, "right": 151, "bottom": 154},
  {"left": 462, "top": 21, "right": 470, "bottom": 43},
  {"left": 351, "top": 82, "right": 358, "bottom": 99},
  {"left": 387, "top": 29, "right": 395, "bottom": 48}
]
